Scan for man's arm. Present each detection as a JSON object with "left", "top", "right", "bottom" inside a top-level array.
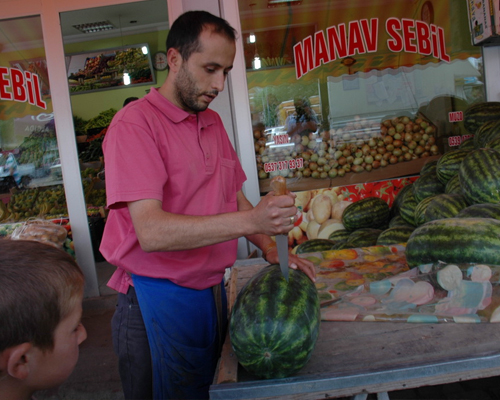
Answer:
[{"left": 127, "top": 190, "right": 295, "bottom": 253}]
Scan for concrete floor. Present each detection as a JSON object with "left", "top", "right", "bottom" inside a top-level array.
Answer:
[{"left": 34, "top": 262, "right": 500, "bottom": 400}]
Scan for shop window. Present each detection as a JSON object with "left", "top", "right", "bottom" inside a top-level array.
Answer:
[
  {"left": 0, "top": 15, "right": 71, "bottom": 251},
  {"left": 238, "top": 0, "right": 485, "bottom": 193},
  {"left": 59, "top": 0, "right": 168, "bottom": 261}
]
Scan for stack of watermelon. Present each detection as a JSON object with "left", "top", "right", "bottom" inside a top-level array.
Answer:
[
  {"left": 294, "top": 101, "right": 500, "bottom": 267},
  {"left": 405, "top": 101, "right": 500, "bottom": 267}
]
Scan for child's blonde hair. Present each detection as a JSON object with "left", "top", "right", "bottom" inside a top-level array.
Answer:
[{"left": 0, "top": 239, "right": 85, "bottom": 353}]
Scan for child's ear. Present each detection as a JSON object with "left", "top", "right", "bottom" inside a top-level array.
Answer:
[{"left": 1, "top": 343, "right": 33, "bottom": 380}]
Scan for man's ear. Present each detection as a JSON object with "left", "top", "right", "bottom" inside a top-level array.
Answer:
[
  {"left": 1, "top": 343, "right": 33, "bottom": 380},
  {"left": 167, "top": 48, "right": 181, "bottom": 72}
]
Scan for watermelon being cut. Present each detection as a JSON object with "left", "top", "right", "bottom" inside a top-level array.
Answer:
[{"left": 229, "top": 264, "right": 320, "bottom": 379}]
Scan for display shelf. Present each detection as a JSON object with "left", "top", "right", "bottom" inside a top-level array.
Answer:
[{"left": 259, "top": 154, "right": 440, "bottom": 194}]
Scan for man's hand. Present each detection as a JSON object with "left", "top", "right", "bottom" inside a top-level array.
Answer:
[{"left": 265, "top": 246, "right": 316, "bottom": 283}]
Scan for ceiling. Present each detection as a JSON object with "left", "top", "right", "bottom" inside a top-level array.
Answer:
[{"left": 0, "top": 0, "right": 169, "bottom": 53}]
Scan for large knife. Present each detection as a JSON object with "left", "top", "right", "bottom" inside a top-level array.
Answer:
[{"left": 270, "top": 176, "right": 289, "bottom": 282}]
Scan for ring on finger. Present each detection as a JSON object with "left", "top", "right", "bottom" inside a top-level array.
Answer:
[{"left": 290, "top": 216, "right": 295, "bottom": 225}]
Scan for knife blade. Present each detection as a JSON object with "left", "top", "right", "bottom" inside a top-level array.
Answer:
[{"left": 270, "top": 176, "right": 289, "bottom": 282}]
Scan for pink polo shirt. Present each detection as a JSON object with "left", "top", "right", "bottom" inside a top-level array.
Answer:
[{"left": 100, "top": 88, "right": 246, "bottom": 292}]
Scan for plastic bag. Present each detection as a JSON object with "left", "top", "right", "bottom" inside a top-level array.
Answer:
[{"left": 10, "top": 219, "right": 67, "bottom": 248}]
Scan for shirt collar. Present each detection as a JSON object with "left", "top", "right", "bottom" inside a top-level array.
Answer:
[{"left": 147, "top": 87, "right": 216, "bottom": 129}]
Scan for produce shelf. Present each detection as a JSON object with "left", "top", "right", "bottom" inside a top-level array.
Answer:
[{"left": 259, "top": 154, "right": 441, "bottom": 194}]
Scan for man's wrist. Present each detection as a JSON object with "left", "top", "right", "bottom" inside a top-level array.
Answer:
[{"left": 262, "top": 241, "right": 277, "bottom": 260}]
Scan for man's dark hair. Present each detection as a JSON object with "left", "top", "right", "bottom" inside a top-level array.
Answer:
[{"left": 166, "top": 10, "right": 236, "bottom": 69}]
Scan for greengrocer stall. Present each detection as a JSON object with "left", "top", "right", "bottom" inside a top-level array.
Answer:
[{"left": 210, "top": 1, "right": 500, "bottom": 398}]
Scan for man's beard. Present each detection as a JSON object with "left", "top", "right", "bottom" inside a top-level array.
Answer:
[{"left": 175, "top": 64, "right": 218, "bottom": 113}]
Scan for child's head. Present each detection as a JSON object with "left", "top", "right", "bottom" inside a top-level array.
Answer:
[{"left": 0, "top": 239, "right": 87, "bottom": 399}]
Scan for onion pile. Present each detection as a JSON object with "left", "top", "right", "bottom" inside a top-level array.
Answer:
[{"left": 255, "top": 114, "right": 439, "bottom": 180}]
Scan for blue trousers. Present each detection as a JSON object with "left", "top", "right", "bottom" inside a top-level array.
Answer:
[{"left": 132, "top": 275, "right": 227, "bottom": 400}]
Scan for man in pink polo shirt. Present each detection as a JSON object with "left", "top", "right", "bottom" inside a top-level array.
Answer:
[{"left": 100, "top": 10, "right": 315, "bottom": 400}]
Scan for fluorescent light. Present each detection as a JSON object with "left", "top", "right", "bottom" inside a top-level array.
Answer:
[
  {"left": 73, "top": 20, "right": 115, "bottom": 34},
  {"left": 253, "top": 55, "right": 261, "bottom": 70},
  {"left": 268, "top": 0, "right": 302, "bottom": 6},
  {"left": 249, "top": 33, "right": 256, "bottom": 44},
  {"left": 123, "top": 71, "right": 131, "bottom": 85}
]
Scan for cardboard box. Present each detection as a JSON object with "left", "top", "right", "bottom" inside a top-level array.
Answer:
[
  {"left": 467, "top": 0, "right": 500, "bottom": 45},
  {"left": 493, "top": 0, "right": 500, "bottom": 34}
]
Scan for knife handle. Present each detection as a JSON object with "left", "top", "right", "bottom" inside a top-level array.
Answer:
[{"left": 270, "top": 176, "right": 287, "bottom": 196}]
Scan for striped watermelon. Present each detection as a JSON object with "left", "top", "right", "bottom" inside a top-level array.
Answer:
[
  {"left": 420, "top": 160, "right": 438, "bottom": 175},
  {"left": 413, "top": 170, "right": 445, "bottom": 203},
  {"left": 473, "top": 119, "right": 500, "bottom": 148},
  {"left": 390, "top": 183, "right": 414, "bottom": 219},
  {"left": 229, "top": 264, "right": 320, "bottom": 379},
  {"left": 405, "top": 218, "right": 500, "bottom": 267},
  {"left": 296, "top": 239, "right": 337, "bottom": 254},
  {"left": 342, "top": 197, "right": 390, "bottom": 231},
  {"left": 485, "top": 136, "right": 500, "bottom": 152},
  {"left": 413, "top": 193, "right": 469, "bottom": 226},
  {"left": 444, "top": 173, "right": 462, "bottom": 194},
  {"left": 398, "top": 188, "right": 418, "bottom": 226},
  {"left": 455, "top": 203, "right": 500, "bottom": 220},
  {"left": 458, "top": 148, "right": 500, "bottom": 204},
  {"left": 342, "top": 228, "right": 382, "bottom": 248},
  {"left": 459, "top": 137, "right": 476, "bottom": 150},
  {"left": 376, "top": 225, "right": 415, "bottom": 245},
  {"left": 388, "top": 215, "right": 414, "bottom": 228},
  {"left": 435, "top": 149, "right": 469, "bottom": 184},
  {"left": 328, "top": 229, "right": 351, "bottom": 242},
  {"left": 463, "top": 101, "right": 500, "bottom": 135}
]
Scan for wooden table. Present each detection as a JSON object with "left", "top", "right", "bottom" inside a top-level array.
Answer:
[{"left": 210, "top": 259, "right": 500, "bottom": 400}]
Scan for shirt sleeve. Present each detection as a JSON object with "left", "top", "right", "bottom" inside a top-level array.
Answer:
[{"left": 103, "top": 113, "right": 167, "bottom": 209}]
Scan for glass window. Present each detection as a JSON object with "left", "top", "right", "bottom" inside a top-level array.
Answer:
[
  {"left": 239, "top": 1, "right": 484, "bottom": 193},
  {"left": 0, "top": 15, "right": 70, "bottom": 248},
  {"left": 59, "top": 0, "right": 168, "bottom": 261}
]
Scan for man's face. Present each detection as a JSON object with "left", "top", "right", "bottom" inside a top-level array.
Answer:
[{"left": 174, "top": 29, "right": 236, "bottom": 113}]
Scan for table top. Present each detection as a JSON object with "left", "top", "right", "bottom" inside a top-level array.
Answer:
[{"left": 210, "top": 258, "right": 500, "bottom": 400}]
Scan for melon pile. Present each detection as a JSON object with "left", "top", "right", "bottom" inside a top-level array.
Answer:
[{"left": 294, "top": 101, "right": 500, "bottom": 267}]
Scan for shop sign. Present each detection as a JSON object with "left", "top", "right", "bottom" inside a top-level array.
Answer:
[
  {"left": 294, "top": 18, "right": 450, "bottom": 79},
  {"left": 0, "top": 67, "right": 47, "bottom": 110}
]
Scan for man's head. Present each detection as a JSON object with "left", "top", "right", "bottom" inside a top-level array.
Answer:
[
  {"left": 166, "top": 10, "right": 236, "bottom": 68},
  {"left": 294, "top": 96, "right": 311, "bottom": 117},
  {"left": 0, "top": 240, "right": 86, "bottom": 397},
  {"left": 162, "top": 11, "right": 237, "bottom": 113}
]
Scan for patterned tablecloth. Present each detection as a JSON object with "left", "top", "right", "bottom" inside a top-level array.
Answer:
[{"left": 305, "top": 244, "right": 500, "bottom": 323}]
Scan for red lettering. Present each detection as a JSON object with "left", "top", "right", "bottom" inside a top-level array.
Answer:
[
  {"left": 415, "top": 21, "right": 432, "bottom": 55},
  {"left": 449, "top": 111, "right": 463, "bottom": 122},
  {"left": 326, "top": 24, "right": 348, "bottom": 60},
  {"left": 348, "top": 20, "right": 365, "bottom": 56},
  {"left": 24, "top": 71, "right": 35, "bottom": 105},
  {"left": 431, "top": 25, "right": 439, "bottom": 59},
  {"left": 0, "top": 67, "right": 12, "bottom": 100},
  {"left": 11, "top": 68, "right": 27, "bottom": 102},
  {"left": 33, "top": 73, "right": 46, "bottom": 109},
  {"left": 438, "top": 26, "right": 450, "bottom": 62},
  {"left": 314, "top": 30, "right": 330, "bottom": 68},
  {"left": 360, "top": 18, "right": 378, "bottom": 52},
  {"left": 294, "top": 36, "right": 314, "bottom": 79},
  {"left": 402, "top": 19, "right": 417, "bottom": 53},
  {"left": 386, "top": 18, "right": 403, "bottom": 52}
]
